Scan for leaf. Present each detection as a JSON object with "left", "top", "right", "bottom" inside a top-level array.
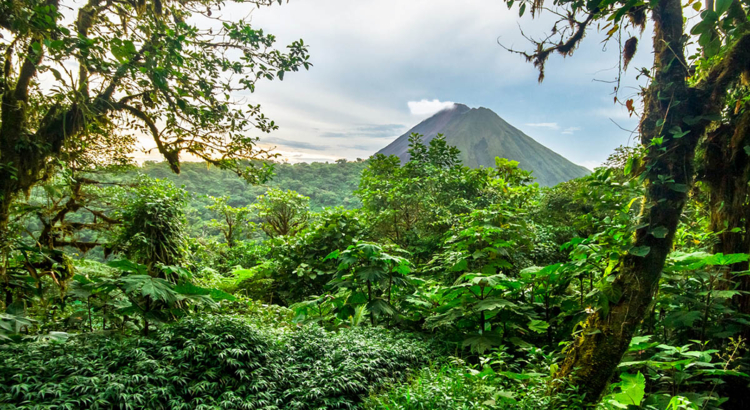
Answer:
[
  {"left": 715, "top": 0, "right": 732, "bottom": 15},
  {"left": 705, "top": 253, "right": 749, "bottom": 266},
  {"left": 528, "top": 319, "right": 550, "bottom": 333},
  {"left": 610, "top": 372, "right": 646, "bottom": 407},
  {"left": 174, "top": 282, "right": 210, "bottom": 296},
  {"left": 348, "top": 292, "right": 369, "bottom": 304},
  {"left": 600, "top": 281, "right": 623, "bottom": 304},
  {"left": 366, "top": 299, "right": 397, "bottom": 316},
  {"left": 5, "top": 302, "right": 25, "bottom": 316},
  {"left": 664, "top": 310, "right": 701, "bottom": 328},
  {"left": 607, "top": 24, "right": 620, "bottom": 37},
  {"left": 73, "top": 274, "right": 94, "bottom": 285},
  {"left": 651, "top": 226, "right": 669, "bottom": 239},
  {"left": 108, "top": 259, "right": 147, "bottom": 275},
  {"left": 628, "top": 335, "right": 659, "bottom": 352},
  {"left": 357, "top": 266, "right": 385, "bottom": 282},
  {"left": 451, "top": 259, "right": 468, "bottom": 272},
  {"left": 474, "top": 297, "right": 517, "bottom": 312},
  {"left": 324, "top": 249, "right": 340, "bottom": 261},
  {"left": 629, "top": 246, "right": 651, "bottom": 257},
  {"left": 462, "top": 332, "right": 502, "bottom": 354},
  {"left": 209, "top": 289, "right": 236, "bottom": 301},
  {"left": 47, "top": 331, "right": 69, "bottom": 344}
]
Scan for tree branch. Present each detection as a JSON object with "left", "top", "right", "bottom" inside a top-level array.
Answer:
[
  {"left": 13, "top": 36, "right": 44, "bottom": 102},
  {"left": 499, "top": 12, "right": 595, "bottom": 82},
  {"left": 696, "top": 33, "right": 750, "bottom": 114},
  {"left": 120, "top": 103, "right": 181, "bottom": 173}
]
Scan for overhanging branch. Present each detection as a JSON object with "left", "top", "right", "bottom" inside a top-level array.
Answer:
[{"left": 120, "top": 103, "right": 181, "bottom": 173}]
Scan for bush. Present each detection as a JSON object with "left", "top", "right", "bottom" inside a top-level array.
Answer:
[
  {"left": 0, "top": 315, "right": 431, "bottom": 409},
  {"left": 364, "top": 364, "right": 502, "bottom": 410},
  {"left": 363, "top": 350, "right": 585, "bottom": 410}
]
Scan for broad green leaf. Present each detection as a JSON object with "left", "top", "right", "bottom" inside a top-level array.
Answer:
[
  {"left": 528, "top": 319, "right": 550, "bottom": 333},
  {"left": 651, "top": 226, "right": 669, "bottom": 239},
  {"left": 367, "top": 299, "right": 397, "bottom": 316},
  {"left": 629, "top": 246, "right": 651, "bottom": 257},
  {"left": 474, "top": 297, "right": 517, "bottom": 312},
  {"left": 715, "top": 0, "right": 732, "bottom": 15},
  {"left": 462, "top": 332, "right": 502, "bottom": 354},
  {"left": 610, "top": 372, "right": 646, "bottom": 407}
]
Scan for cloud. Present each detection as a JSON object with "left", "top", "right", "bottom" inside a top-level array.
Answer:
[
  {"left": 525, "top": 122, "right": 560, "bottom": 130},
  {"left": 205, "top": 0, "right": 652, "bottom": 165},
  {"left": 355, "top": 124, "right": 406, "bottom": 136},
  {"left": 593, "top": 106, "right": 635, "bottom": 121},
  {"left": 272, "top": 150, "right": 344, "bottom": 163},
  {"left": 577, "top": 160, "right": 601, "bottom": 171},
  {"left": 318, "top": 123, "right": 406, "bottom": 139},
  {"left": 260, "top": 137, "right": 329, "bottom": 151},
  {"left": 407, "top": 99, "right": 456, "bottom": 116},
  {"left": 562, "top": 126, "right": 581, "bottom": 135}
]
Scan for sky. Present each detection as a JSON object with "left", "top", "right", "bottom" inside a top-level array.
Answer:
[{"left": 194, "top": 0, "right": 654, "bottom": 169}]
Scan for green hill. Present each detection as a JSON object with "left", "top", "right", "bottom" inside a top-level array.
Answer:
[
  {"left": 140, "top": 159, "right": 366, "bottom": 209},
  {"left": 377, "top": 104, "right": 590, "bottom": 186}
]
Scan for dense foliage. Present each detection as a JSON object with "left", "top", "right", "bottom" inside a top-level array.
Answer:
[
  {"left": 2, "top": 0, "right": 750, "bottom": 407},
  {"left": 0, "top": 314, "right": 432, "bottom": 409},
  {"left": 3, "top": 133, "right": 750, "bottom": 409}
]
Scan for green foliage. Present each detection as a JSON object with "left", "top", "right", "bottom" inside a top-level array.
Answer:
[
  {"left": 5, "top": 129, "right": 750, "bottom": 410},
  {"left": 65, "top": 259, "right": 230, "bottom": 336},
  {"left": 603, "top": 372, "right": 646, "bottom": 409},
  {"left": 357, "top": 134, "right": 536, "bottom": 262},
  {"left": 0, "top": 315, "right": 431, "bottom": 409},
  {"left": 252, "top": 188, "right": 311, "bottom": 238},
  {"left": 206, "top": 195, "right": 252, "bottom": 247},
  {"left": 364, "top": 348, "right": 584, "bottom": 409},
  {"left": 141, "top": 159, "right": 368, "bottom": 214},
  {"left": 247, "top": 207, "right": 367, "bottom": 305},
  {"left": 292, "top": 242, "right": 412, "bottom": 327},
  {"left": 112, "top": 176, "right": 189, "bottom": 270}
]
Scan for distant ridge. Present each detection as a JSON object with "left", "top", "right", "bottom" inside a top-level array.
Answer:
[{"left": 376, "top": 104, "right": 590, "bottom": 186}]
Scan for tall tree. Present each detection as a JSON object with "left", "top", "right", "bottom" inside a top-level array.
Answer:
[
  {"left": 503, "top": 0, "right": 750, "bottom": 404},
  {"left": 0, "top": 0, "right": 310, "bottom": 243},
  {"left": 207, "top": 195, "right": 251, "bottom": 247},
  {"left": 252, "top": 188, "right": 310, "bottom": 238}
]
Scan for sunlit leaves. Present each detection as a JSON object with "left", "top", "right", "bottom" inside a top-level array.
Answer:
[{"left": 606, "top": 372, "right": 646, "bottom": 408}]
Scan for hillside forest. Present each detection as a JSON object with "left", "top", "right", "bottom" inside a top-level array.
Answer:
[{"left": 2, "top": 0, "right": 750, "bottom": 409}]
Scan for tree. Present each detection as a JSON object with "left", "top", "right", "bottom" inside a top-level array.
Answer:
[
  {"left": 206, "top": 195, "right": 251, "bottom": 247},
  {"left": 502, "top": 0, "right": 750, "bottom": 404},
  {"left": 252, "top": 188, "right": 310, "bottom": 238},
  {"left": 112, "top": 176, "right": 188, "bottom": 274},
  {"left": 1, "top": 167, "right": 125, "bottom": 308},
  {"left": 357, "top": 134, "right": 505, "bottom": 262},
  {"left": 0, "top": 0, "right": 310, "bottom": 248}
]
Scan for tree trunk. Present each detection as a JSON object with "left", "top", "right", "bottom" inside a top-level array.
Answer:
[
  {"left": 705, "top": 112, "right": 750, "bottom": 313},
  {"left": 555, "top": 0, "right": 703, "bottom": 403}
]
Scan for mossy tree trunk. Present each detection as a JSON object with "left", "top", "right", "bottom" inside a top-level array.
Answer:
[
  {"left": 554, "top": 0, "right": 750, "bottom": 404},
  {"left": 704, "top": 112, "right": 750, "bottom": 312}
]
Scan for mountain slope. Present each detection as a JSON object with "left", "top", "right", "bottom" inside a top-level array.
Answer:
[{"left": 377, "top": 104, "right": 590, "bottom": 186}]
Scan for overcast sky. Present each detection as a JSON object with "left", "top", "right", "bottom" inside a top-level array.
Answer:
[{"left": 216, "top": 0, "right": 652, "bottom": 169}]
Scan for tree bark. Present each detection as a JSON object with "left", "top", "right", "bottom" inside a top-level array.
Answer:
[
  {"left": 554, "top": 0, "right": 717, "bottom": 403},
  {"left": 705, "top": 112, "right": 750, "bottom": 313}
]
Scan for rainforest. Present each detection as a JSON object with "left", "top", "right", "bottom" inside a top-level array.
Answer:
[{"left": 1, "top": 0, "right": 750, "bottom": 409}]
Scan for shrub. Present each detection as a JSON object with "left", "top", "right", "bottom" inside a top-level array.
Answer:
[{"left": 0, "top": 315, "right": 431, "bottom": 409}]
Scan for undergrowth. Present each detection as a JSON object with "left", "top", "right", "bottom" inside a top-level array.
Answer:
[{"left": 0, "top": 315, "right": 432, "bottom": 409}]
